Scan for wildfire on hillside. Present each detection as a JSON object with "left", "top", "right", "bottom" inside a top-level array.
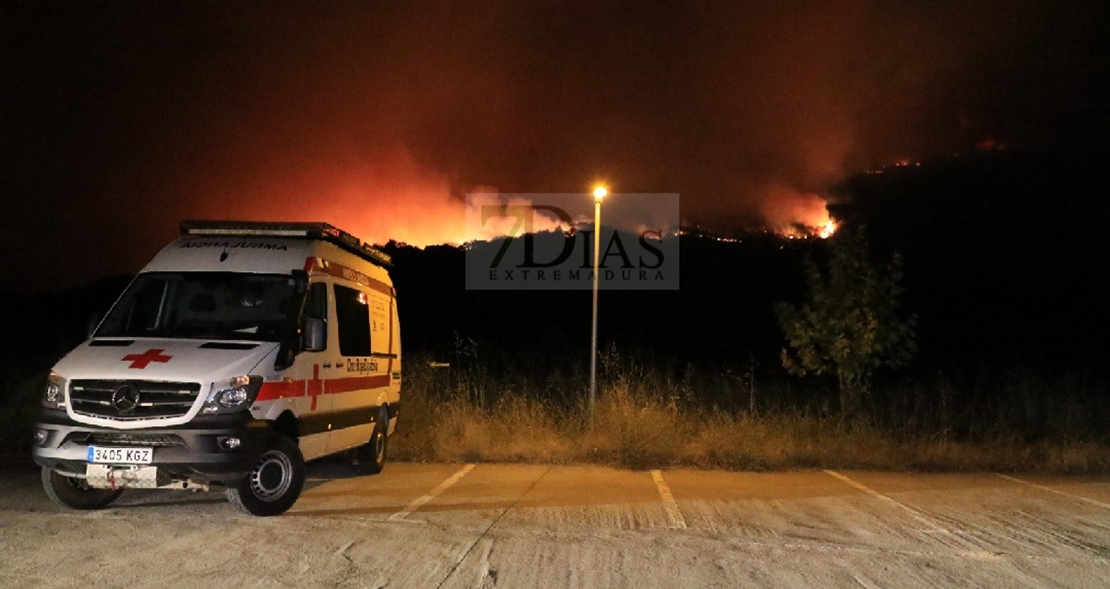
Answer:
[
  {"left": 760, "top": 186, "right": 838, "bottom": 239},
  {"left": 818, "top": 220, "right": 837, "bottom": 238},
  {"left": 776, "top": 219, "right": 838, "bottom": 240},
  {"left": 209, "top": 149, "right": 839, "bottom": 247}
]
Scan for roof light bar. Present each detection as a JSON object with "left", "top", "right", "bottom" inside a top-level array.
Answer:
[
  {"left": 184, "top": 228, "right": 310, "bottom": 237},
  {"left": 179, "top": 220, "right": 392, "bottom": 267}
]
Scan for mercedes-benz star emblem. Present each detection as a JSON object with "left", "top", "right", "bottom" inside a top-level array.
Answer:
[{"left": 111, "top": 384, "right": 141, "bottom": 414}]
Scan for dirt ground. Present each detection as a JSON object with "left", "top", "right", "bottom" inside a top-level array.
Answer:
[{"left": 2, "top": 461, "right": 1109, "bottom": 588}]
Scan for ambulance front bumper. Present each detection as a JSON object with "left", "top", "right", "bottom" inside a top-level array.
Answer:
[{"left": 31, "top": 409, "right": 272, "bottom": 485}]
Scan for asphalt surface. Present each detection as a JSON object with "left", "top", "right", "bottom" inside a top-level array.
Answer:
[{"left": 2, "top": 462, "right": 1109, "bottom": 588}]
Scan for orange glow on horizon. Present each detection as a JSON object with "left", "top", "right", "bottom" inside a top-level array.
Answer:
[{"left": 187, "top": 147, "right": 839, "bottom": 247}]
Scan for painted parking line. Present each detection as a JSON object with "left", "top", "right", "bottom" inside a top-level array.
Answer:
[
  {"left": 651, "top": 470, "right": 687, "bottom": 529},
  {"left": 997, "top": 474, "right": 1110, "bottom": 510},
  {"left": 435, "top": 466, "right": 552, "bottom": 588},
  {"left": 389, "top": 464, "right": 476, "bottom": 521},
  {"left": 824, "top": 470, "right": 942, "bottom": 529}
]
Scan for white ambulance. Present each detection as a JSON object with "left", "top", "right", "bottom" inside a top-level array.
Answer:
[{"left": 32, "top": 221, "right": 401, "bottom": 516}]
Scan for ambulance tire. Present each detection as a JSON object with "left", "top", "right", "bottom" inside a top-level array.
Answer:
[
  {"left": 226, "top": 435, "right": 305, "bottom": 517},
  {"left": 41, "top": 467, "right": 123, "bottom": 510},
  {"left": 355, "top": 406, "right": 389, "bottom": 475}
]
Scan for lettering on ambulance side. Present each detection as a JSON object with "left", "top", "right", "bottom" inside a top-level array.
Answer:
[
  {"left": 346, "top": 359, "right": 379, "bottom": 374},
  {"left": 305, "top": 257, "right": 393, "bottom": 296}
]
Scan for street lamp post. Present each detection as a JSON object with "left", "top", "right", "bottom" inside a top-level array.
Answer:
[{"left": 589, "top": 186, "right": 606, "bottom": 426}]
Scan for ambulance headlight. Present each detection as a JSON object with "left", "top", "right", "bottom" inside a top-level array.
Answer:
[
  {"left": 42, "top": 372, "right": 67, "bottom": 410},
  {"left": 202, "top": 376, "right": 262, "bottom": 414},
  {"left": 219, "top": 387, "right": 249, "bottom": 407}
]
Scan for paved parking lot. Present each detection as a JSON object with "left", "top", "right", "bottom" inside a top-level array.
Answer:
[{"left": 2, "top": 462, "right": 1109, "bottom": 588}]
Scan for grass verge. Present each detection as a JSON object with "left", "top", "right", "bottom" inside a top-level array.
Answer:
[
  {"left": 390, "top": 361, "right": 1110, "bottom": 474},
  {"left": 4, "top": 356, "right": 1107, "bottom": 474}
]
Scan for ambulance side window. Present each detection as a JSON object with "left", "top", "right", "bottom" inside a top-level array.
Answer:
[
  {"left": 97, "top": 276, "right": 170, "bottom": 336},
  {"left": 334, "top": 284, "right": 372, "bottom": 357},
  {"left": 127, "top": 278, "right": 169, "bottom": 332}
]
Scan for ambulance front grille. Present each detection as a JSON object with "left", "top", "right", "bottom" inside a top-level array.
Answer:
[
  {"left": 84, "top": 433, "right": 185, "bottom": 447},
  {"left": 69, "top": 380, "right": 202, "bottom": 421}
]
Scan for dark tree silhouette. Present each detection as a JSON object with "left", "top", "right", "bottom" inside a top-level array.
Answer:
[{"left": 775, "top": 227, "right": 916, "bottom": 418}]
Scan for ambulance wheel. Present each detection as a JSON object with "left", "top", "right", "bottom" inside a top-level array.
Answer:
[
  {"left": 41, "top": 467, "right": 122, "bottom": 510},
  {"left": 355, "top": 406, "right": 389, "bottom": 475},
  {"left": 226, "top": 435, "right": 305, "bottom": 516}
]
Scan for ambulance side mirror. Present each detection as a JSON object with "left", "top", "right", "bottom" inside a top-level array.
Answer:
[{"left": 304, "top": 317, "right": 326, "bottom": 352}]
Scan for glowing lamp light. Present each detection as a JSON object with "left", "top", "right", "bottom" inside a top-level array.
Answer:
[{"left": 588, "top": 183, "right": 607, "bottom": 426}]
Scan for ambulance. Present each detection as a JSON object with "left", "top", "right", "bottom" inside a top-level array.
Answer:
[{"left": 32, "top": 221, "right": 401, "bottom": 516}]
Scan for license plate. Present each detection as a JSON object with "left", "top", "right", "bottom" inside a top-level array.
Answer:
[{"left": 87, "top": 446, "right": 153, "bottom": 464}]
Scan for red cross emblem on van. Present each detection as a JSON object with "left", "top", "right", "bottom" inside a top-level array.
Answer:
[{"left": 121, "top": 349, "right": 173, "bottom": 369}]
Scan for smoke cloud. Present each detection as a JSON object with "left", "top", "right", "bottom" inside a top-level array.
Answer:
[{"left": 3, "top": 0, "right": 1102, "bottom": 288}]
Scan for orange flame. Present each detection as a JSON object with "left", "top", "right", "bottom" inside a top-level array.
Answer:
[
  {"left": 818, "top": 219, "right": 837, "bottom": 238},
  {"left": 761, "top": 184, "right": 837, "bottom": 239}
]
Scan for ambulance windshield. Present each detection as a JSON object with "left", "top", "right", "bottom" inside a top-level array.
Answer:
[{"left": 95, "top": 272, "right": 303, "bottom": 342}]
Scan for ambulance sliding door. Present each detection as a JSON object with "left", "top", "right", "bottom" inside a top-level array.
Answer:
[{"left": 326, "top": 283, "right": 378, "bottom": 453}]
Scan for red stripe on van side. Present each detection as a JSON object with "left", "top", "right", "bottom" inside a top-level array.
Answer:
[
  {"left": 256, "top": 374, "right": 390, "bottom": 401},
  {"left": 326, "top": 374, "right": 391, "bottom": 394},
  {"left": 258, "top": 380, "right": 303, "bottom": 401}
]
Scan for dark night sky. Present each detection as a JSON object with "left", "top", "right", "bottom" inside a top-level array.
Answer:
[{"left": 2, "top": 0, "right": 1106, "bottom": 292}]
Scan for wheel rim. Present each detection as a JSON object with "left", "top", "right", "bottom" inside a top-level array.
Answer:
[
  {"left": 249, "top": 450, "right": 293, "bottom": 501},
  {"left": 62, "top": 474, "right": 94, "bottom": 493},
  {"left": 374, "top": 411, "right": 388, "bottom": 463},
  {"left": 373, "top": 428, "right": 385, "bottom": 462}
]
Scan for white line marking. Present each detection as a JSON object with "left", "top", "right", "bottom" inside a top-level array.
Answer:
[
  {"left": 997, "top": 474, "right": 1110, "bottom": 510},
  {"left": 651, "top": 469, "right": 687, "bottom": 529},
  {"left": 389, "top": 464, "right": 476, "bottom": 521},
  {"left": 850, "top": 571, "right": 884, "bottom": 589},
  {"left": 824, "top": 470, "right": 941, "bottom": 529},
  {"left": 435, "top": 466, "right": 551, "bottom": 589}
]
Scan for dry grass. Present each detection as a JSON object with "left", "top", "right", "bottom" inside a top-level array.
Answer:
[
  {"left": 4, "top": 354, "right": 1106, "bottom": 474},
  {"left": 389, "top": 362, "right": 1110, "bottom": 474}
]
